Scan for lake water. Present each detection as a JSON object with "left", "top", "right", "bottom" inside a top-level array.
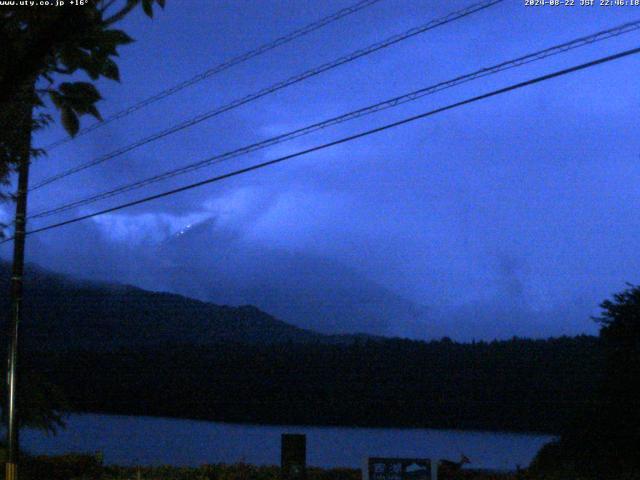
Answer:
[{"left": 22, "top": 414, "right": 554, "bottom": 471}]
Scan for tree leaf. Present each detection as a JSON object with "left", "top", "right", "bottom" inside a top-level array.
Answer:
[
  {"left": 84, "top": 61, "right": 102, "bottom": 80},
  {"left": 32, "top": 92, "right": 45, "bottom": 108},
  {"left": 142, "top": 0, "right": 153, "bottom": 18},
  {"left": 87, "top": 105, "right": 103, "bottom": 121},
  {"left": 30, "top": 147, "right": 48, "bottom": 159},
  {"left": 60, "top": 106, "right": 79, "bottom": 137},
  {"left": 59, "top": 82, "right": 102, "bottom": 105},
  {"left": 49, "top": 90, "right": 65, "bottom": 109},
  {"left": 102, "top": 58, "right": 120, "bottom": 82},
  {"left": 100, "top": 29, "right": 134, "bottom": 47},
  {"left": 58, "top": 47, "right": 85, "bottom": 72}
]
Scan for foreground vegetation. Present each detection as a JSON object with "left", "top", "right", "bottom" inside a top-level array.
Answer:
[
  {"left": 3, "top": 451, "right": 640, "bottom": 480},
  {"left": 1, "top": 283, "right": 638, "bottom": 479},
  {"left": 0, "top": 452, "right": 524, "bottom": 480},
  {"left": 100, "top": 465, "right": 521, "bottom": 480}
]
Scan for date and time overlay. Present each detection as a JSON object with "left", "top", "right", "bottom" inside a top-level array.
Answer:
[
  {"left": 526, "top": 0, "right": 640, "bottom": 6},
  {"left": 4, "top": 0, "right": 640, "bottom": 8}
]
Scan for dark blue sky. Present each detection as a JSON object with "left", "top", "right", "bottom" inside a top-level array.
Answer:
[{"left": 2, "top": 0, "right": 640, "bottom": 340}]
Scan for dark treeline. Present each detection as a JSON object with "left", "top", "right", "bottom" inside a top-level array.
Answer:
[
  {"left": 22, "top": 335, "right": 601, "bottom": 434},
  {"left": 0, "top": 262, "right": 604, "bottom": 434}
]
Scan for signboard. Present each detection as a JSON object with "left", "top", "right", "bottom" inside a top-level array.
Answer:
[
  {"left": 281, "top": 434, "right": 306, "bottom": 480},
  {"left": 363, "top": 457, "right": 437, "bottom": 480}
]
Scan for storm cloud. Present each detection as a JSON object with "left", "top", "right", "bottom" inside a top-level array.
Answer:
[{"left": 2, "top": 0, "right": 639, "bottom": 340}]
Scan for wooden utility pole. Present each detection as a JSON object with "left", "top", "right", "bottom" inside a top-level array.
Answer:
[{"left": 5, "top": 80, "right": 35, "bottom": 480}]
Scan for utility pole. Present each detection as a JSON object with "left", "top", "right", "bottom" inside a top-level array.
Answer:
[{"left": 5, "top": 80, "right": 35, "bottom": 480}]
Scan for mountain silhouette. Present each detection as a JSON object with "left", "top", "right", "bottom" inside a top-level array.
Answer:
[
  {"left": 153, "top": 218, "right": 431, "bottom": 337},
  {"left": 0, "top": 260, "right": 330, "bottom": 350}
]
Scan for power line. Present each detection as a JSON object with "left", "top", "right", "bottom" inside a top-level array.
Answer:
[
  {"left": 31, "top": 0, "right": 503, "bottom": 191},
  {"left": 27, "top": 19, "right": 640, "bottom": 221},
  {"left": 3, "top": 45, "right": 638, "bottom": 244},
  {"left": 42, "top": 0, "right": 386, "bottom": 151}
]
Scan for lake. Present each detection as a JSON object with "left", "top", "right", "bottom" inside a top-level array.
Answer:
[{"left": 22, "top": 414, "right": 554, "bottom": 471}]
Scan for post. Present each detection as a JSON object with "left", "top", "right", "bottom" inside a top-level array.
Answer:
[
  {"left": 430, "top": 460, "right": 438, "bottom": 480},
  {"left": 5, "top": 80, "right": 34, "bottom": 480},
  {"left": 281, "top": 434, "right": 306, "bottom": 480},
  {"left": 5, "top": 139, "right": 30, "bottom": 480}
]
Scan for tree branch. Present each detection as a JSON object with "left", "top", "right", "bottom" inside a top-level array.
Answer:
[
  {"left": 0, "top": 14, "right": 69, "bottom": 105},
  {"left": 100, "top": 0, "right": 118, "bottom": 13},
  {"left": 104, "top": 0, "right": 140, "bottom": 26}
]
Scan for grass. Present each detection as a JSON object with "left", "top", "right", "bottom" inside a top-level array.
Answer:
[
  {"left": 0, "top": 452, "right": 522, "bottom": 480},
  {"left": 103, "top": 464, "right": 361, "bottom": 480}
]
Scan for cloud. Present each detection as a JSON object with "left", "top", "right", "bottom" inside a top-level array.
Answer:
[
  {"left": 5, "top": 1, "right": 639, "bottom": 340},
  {"left": 91, "top": 212, "right": 206, "bottom": 245}
]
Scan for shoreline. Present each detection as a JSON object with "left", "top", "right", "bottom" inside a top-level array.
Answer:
[{"left": 60, "top": 410, "right": 560, "bottom": 437}]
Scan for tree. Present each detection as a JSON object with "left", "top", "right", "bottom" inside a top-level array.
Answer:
[
  {"left": 0, "top": 370, "right": 68, "bottom": 433},
  {"left": 1, "top": 0, "right": 165, "bottom": 188},
  {"left": 592, "top": 284, "right": 640, "bottom": 472},
  {"left": 531, "top": 284, "right": 640, "bottom": 479},
  {"left": 0, "top": 1, "right": 165, "bottom": 474}
]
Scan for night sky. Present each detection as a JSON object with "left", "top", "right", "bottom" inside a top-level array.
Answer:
[{"left": 2, "top": 0, "right": 639, "bottom": 340}]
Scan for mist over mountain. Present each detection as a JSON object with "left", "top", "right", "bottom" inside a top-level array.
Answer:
[
  {"left": 13, "top": 211, "right": 597, "bottom": 341},
  {"left": 147, "top": 218, "right": 431, "bottom": 338}
]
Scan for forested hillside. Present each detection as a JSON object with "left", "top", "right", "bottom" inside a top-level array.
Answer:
[
  {"left": 1, "top": 261, "right": 602, "bottom": 433},
  {"left": 0, "top": 261, "right": 325, "bottom": 348},
  {"left": 23, "top": 336, "right": 601, "bottom": 433}
]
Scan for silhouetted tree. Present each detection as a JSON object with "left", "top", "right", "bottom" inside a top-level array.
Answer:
[
  {"left": 592, "top": 284, "right": 640, "bottom": 473},
  {"left": 0, "top": 371, "right": 67, "bottom": 433},
  {"left": 0, "top": 0, "right": 165, "bottom": 223},
  {"left": 531, "top": 284, "right": 640, "bottom": 479},
  {"left": 0, "top": 0, "right": 165, "bottom": 432}
]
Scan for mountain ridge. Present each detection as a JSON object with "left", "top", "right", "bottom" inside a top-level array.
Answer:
[
  {"left": 0, "top": 260, "right": 378, "bottom": 350},
  {"left": 0, "top": 261, "right": 603, "bottom": 433},
  {"left": 153, "top": 218, "right": 431, "bottom": 337}
]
